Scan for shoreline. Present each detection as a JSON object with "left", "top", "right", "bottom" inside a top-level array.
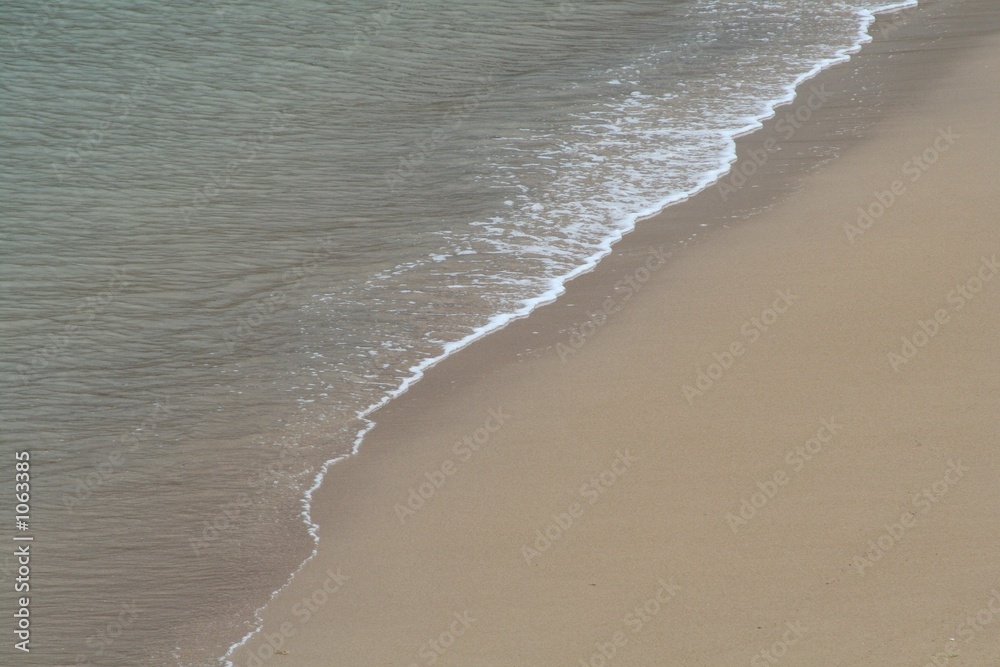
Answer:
[
  {"left": 299, "top": 0, "right": 924, "bottom": 536},
  {"left": 222, "top": 3, "right": 925, "bottom": 661},
  {"left": 228, "top": 0, "right": 1000, "bottom": 665}
]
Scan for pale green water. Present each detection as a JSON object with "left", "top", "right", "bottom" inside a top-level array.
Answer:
[{"left": 0, "top": 1, "right": 912, "bottom": 664}]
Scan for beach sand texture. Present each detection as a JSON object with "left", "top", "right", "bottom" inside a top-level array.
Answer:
[{"left": 231, "top": 2, "right": 1000, "bottom": 665}]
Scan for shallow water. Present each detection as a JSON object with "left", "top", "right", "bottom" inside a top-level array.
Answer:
[{"left": 0, "top": 1, "right": 913, "bottom": 664}]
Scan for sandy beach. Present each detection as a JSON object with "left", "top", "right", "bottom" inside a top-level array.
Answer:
[{"left": 229, "top": 2, "right": 1000, "bottom": 665}]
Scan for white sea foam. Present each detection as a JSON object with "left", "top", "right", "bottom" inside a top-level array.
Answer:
[{"left": 222, "top": 2, "right": 917, "bottom": 663}]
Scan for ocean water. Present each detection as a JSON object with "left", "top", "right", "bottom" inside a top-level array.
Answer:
[{"left": 0, "top": 0, "right": 914, "bottom": 664}]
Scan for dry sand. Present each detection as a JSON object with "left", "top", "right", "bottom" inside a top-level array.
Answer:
[{"left": 230, "top": 2, "right": 1000, "bottom": 665}]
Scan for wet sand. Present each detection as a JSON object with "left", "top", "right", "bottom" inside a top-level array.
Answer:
[{"left": 229, "top": 1, "right": 1000, "bottom": 665}]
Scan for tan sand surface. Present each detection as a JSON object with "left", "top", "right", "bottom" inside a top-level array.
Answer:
[{"left": 230, "top": 2, "right": 1000, "bottom": 665}]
